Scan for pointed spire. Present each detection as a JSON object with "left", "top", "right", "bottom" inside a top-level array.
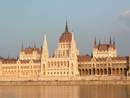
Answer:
[
  {"left": 70, "top": 31, "right": 78, "bottom": 59},
  {"left": 21, "top": 42, "right": 24, "bottom": 51},
  {"left": 71, "top": 31, "right": 76, "bottom": 48},
  {"left": 71, "top": 32, "right": 75, "bottom": 48},
  {"left": 99, "top": 40, "right": 101, "bottom": 46},
  {"left": 41, "top": 33, "right": 49, "bottom": 60},
  {"left": 41, "top": 45, "right": 42, "bottom": 50},
  {"left": 28, "top": 44, "right": 31, "bottom": 48},
  {"left": 65, "top": 20, "right": 69, "bottom": 32},
  {"left": 113, "top": 37, "right": 116, "bottom": 48},
  {"left": 42, "top": 33, "right": 48, "bottom": 50},
  {"left": 109, "top": 36, "right": 112, "bottom": 44},
  {"left": 7, "top": 55, "right": 9, "bottom": 59},
  {"left": 91, "top": 52, "right": 93, "bottom": 58},
  {"left": 94, "top": 37, "right": 97, "bottom": 47},
  {"left": 43, "top": 34, "right": 47, "bottom": 48},
  {"left": 34, "top": 43, "right": 36, "bottom": 48}
]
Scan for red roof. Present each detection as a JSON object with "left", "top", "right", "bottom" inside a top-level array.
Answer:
[
  {"left": 111, "top": 57, "right": 127, "bottom": 61},
  {"left": 22, "top": 48, "right": 41, "bottom": 54},
  {"left": 59, "top": 32, "right": 72, "bottom": 43},
  {"left": 95, "top": 44, "right": 115, "bottom": 51},
  {"left": 78, "top": 55, "right": 91, "bottom": 62},
  {"left": 2, "top": 58, "right": 17, "bottom": 64}
]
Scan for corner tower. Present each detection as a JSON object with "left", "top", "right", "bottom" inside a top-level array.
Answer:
[{"left": 93, "top": 37, "right": 117, "bottom": 58}]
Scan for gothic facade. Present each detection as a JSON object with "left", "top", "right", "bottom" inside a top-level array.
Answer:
[{"left": 0, "top": 22, "right": 130, "bottom": 81}]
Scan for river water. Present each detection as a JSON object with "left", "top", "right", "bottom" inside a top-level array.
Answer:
[{"left": 0, "top": 85, "right": 130, "bottom": 98}]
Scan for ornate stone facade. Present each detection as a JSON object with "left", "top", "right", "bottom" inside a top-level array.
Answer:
[
  {"left": 93, "top": 37, "right": 117, "bottom": 58},
  {"left": 0, "top": 22, "right": 130, "bottom": 81}
]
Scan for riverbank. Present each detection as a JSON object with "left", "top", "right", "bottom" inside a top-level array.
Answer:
[{"left": 0, "top": 80, "right": 130, "bottom": 86}]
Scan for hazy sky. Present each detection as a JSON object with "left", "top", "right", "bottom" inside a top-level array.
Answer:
[{"left": 0, "top": 0, "right": 130, "bottom": 57}]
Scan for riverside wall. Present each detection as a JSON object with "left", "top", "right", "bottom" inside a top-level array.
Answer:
[
  {"left": 0, "top": 76, "right": 130, "bottom": 85},
  {"left": 0, "top": 80, "right": 130, "bottom": 86}
]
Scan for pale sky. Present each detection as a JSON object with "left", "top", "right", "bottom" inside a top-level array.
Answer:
[{"left": 0, "top": 0, "right": 130, "bottom": 57}]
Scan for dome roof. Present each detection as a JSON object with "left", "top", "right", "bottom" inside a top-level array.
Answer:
[
  {"left": 59, "top": 32, "right": 72, "bottom": 43},
  {"left": 59, "top": 21, "right": 72, "bottom": 43}
]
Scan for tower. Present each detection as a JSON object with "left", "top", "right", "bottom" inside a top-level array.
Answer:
[
  {"left": 98, "top": 40, "right": 101, "bottom": 46},
  {"left": 70, "top": 33, "right": 79, "bottom": 76},
  {"left": 65, "top": 20, "right": 68, "bottom": 32},
  {"left": 41, "top": 34, "right": 49, "bottom": 61},
  {"left": 70, "top": 33, "right": 78, "bottom": 59},
  {"left": 55, "top": 20, "right": 72, "bottom": 58},
  {"left": 93, "top": 37, "right": 117, "bottom": 58},
  {"left": 21, "top": 42, "right": 24, "bottom": 51},
  {"left": 94, "top": 37, "right": 97, "bottom": 48},
  {"left": 41, "top": 34, "right": 49, "bottom": 77},
  {"left": 109, "top": 36, "right": 112, "bottom": 44},
  {"left": 113, "top": 38, "right": 116, "bottom": 48}
]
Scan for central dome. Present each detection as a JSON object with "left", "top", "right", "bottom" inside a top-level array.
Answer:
[
  {"left": 59, "top": 32, "right": 72, "bottom": 43},
  {"left": 59, "top": 21, "right": 72, "bottom": 43}
]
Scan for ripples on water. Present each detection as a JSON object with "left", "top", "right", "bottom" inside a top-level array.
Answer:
[{"left": 0, "top": 85, "right": 130, "bottom": 98}]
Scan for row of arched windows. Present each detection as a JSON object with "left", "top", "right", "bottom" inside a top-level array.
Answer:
[
  {"left": 47, "top": 71, "right": 73, "bottom": 76},
  {"left": 48, "top": 61, "right": 69, "bottom": 68},
  {"left": 79, "top": 68, "right": 127, "bottom": 76}
]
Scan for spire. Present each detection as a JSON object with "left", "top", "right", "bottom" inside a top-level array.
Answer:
[
  {"left": 41, "top": 33, "right": 49, "bottom": 60},
  {"left": 71, "top": 32, "right": 76, "bottom": 48},
  {"left": 91, "top": 52, "right": 93, "bottom": 58},
  {"left": 71, "top": 32, "right": 77, "bottom": 49},
  {"left": 72, "top": 32, "right": 74, "bottom": 41},
  {"left": 43, "top": 34, "right": 48, "bottom": 49},
  {"left": 7, "top": 55, "right": 9, "bottom": 59},
  {"left": 70, "top": 32, "right": 78, "bottom": 59},
  {"left": 34, "top": 43, "right": 36, "bottom": 48},
  {"left": 113, "top": 37, "right": 116, "bottom": 48},
  {"left": 65, "top": 20, "right": 69, "bottom": 32},
  {"left": 109, "top": 36, "right": 112, "bottom": 44},
  {"left": 21, "top": 42, "right": 24, "bottom": 51},
  {"left": 94, "top": 37, "right": 97, "bottom": 47},
  {"left": 98, "top": 40, "right": 101, "bottom": 46}
]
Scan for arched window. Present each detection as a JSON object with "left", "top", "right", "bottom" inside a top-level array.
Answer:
[
  {"left": 101, "top": 69, "right": 103, "bottom": 75},
  {"left": 93, "top": 68, "right": 95, "bottom": 75},
  {"left": 117, "top": 68, "right": 119, "bottom": 75},
  {"left": 97, "top": 69, "right": 99, "bottom": 75},
  {"left": 112, "top": 68, "right": 115, "bottom": 75},
  {"left": 89, "top": 69, "right": 91, "bottom": 75},
  {"left": 104, "top": 69, "right": 107, "bottom": 75},
  {"left": 108, "top": 68, "right": 111, "bottom": 75},
  {"left": 82, "top": 69, "right": 84, "bottom": 76},
  {"left": 86, "top": 69, "right": 88, "bottom": 75}
]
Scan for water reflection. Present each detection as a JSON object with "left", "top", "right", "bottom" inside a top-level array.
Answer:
[
  {"left": 80, "top": 85, "right": 130, "bottom": 98},
  {"left": 0, "top": 85, "right": 130, "bottom": 98}
]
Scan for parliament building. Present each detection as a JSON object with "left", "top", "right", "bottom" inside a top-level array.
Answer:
[{"left": 0, "top": 22, "right": 130, "bottom": 81}]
